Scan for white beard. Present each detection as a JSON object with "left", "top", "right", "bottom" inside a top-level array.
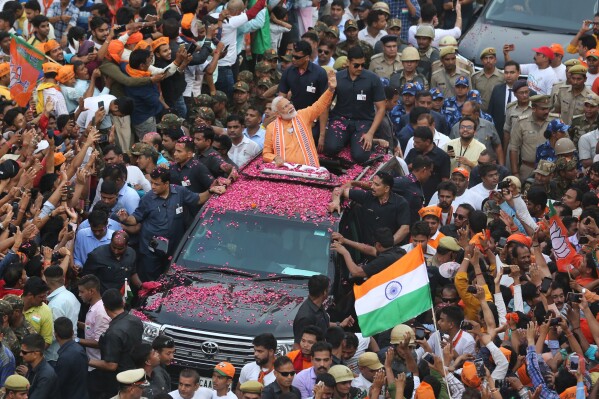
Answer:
[{"left": 280, "top": 110, "right": 297, "bottom": 120}]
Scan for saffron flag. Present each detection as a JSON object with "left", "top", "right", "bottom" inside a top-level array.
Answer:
[
  {"left": 548, "top": 201, "right": 581, "bottom": 272},
  {"left": 354, "top": 246, "right": 432, "bottom": 337},
  {"left": 9, "top": 34, "right": 44, "bottom": 107}
]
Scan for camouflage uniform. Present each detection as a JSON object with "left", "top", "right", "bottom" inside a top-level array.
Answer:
[
  {"left": 552, "top": 157, "right": 580, "bottom": 198},
  {"left": 3, "top": 295, "right": 35, "bottom": 366},
  {"left": 570, "top": 113, "right": 599, "bottom": 146},
  {"left": 237, "top": 70, "right": 254, "bottom": 85},
  {"left": 390, "top": 103, "right": 407, "bottom": 132},
  {"left": 0, "top": 300, "right": 18, "bottom": 363},
  {"left": 157, "top": 113, "right": 185, "bottom": 130},
  {"left": 213, "top": 91, "right": 230, "bottom": 127},
  {"left": 336, "top": 41, "right": 374, "bottom": 68},
  {"left": 389, "top": 70, "right": 429, "bottom": 91},
  {"left": 535, "top": 140, "right": 557, "bottom": 163},
  {"left": 442, "top": 96, "right": 466, "bottom": 129},
  {"left": 195, "top": 94, "right": 215, "bottom": 108}
]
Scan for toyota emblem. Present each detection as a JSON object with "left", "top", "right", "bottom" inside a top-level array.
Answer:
[{"left": 201, "top": 341, "right": 219, "bottom": 355}]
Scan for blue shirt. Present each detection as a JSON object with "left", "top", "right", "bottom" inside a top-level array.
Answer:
[
  {"left": 132, "top": 184, "right": 200, "bottom": 256},
  {"left": 74, "top": 228, "right": 114, "bottom": 267},
  {"left": 244, "top": 128, "right": 266, "bottom": 150},
  {"left": 118, "top": 184, "right": 141, "bottom": 214},
  {"left": 382, "top": 0, "right": 420, "bottom": 41},
  {"left": 0, "top": 344, "right": 15, "bottom": 386}
]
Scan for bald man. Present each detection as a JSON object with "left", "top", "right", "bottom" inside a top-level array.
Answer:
[
  {"left": 142, "top": 132, "right": 169, "bottom": 166},
  {"left": 81, "top": 231, "right": 143, "bottom": 292}
]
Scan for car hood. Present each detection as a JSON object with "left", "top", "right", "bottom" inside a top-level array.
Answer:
[
  {"left": 459, "top": 22, "right": 576, "bottom": 69},
  {"left": 140, "top": 271, "right": 306, "bottom": 336}
]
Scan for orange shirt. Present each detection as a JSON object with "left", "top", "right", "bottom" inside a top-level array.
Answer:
[
  {"left": 429, "top": 230, "right": 445, "bottom": 249},
  {"left": 264, "top": 90, "right": 334, "bottom": 166},
  {"left": 286, "top": 349, "right": 312, "bottom": 372}
]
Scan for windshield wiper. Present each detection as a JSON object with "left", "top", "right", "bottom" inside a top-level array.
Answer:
[
  {"left": 185, "top": 267, "right": 257, "bottom": 277},
  {"left": 253, "top": 274, "right": 313, "bottom": 282}
]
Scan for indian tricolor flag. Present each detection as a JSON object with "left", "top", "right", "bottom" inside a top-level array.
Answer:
[{"left": 354, "top": 246, "right": 432, "bottom": 337}]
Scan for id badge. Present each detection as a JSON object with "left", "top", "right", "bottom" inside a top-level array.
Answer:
[
  {"left": 181, "top": 180, "right": 190, "bottom": 187},
  {"left": 176, "top": 206, "right": 183, "bottom": 214},
  {"left": 307, "top": 85, "right": 316, "bottom": 93},
  {"left": 357, "top": 94, "right": 366, "bottom": 101}
]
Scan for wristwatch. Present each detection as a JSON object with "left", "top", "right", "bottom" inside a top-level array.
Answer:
[{"left": 74, "top": 337, "right": 80, "bottom": 343}]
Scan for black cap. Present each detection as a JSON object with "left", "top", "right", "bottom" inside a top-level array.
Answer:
[
  {"left": 380, "top": 35, "right": 398, "bottom": 45},
  {"left": 355, "top": 0, "right": 372, "bottom": 11},
  {"left": 0, "top": 159, "right": 19, "bottom": 180}
]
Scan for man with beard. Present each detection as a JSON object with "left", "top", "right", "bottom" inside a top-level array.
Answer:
[
  {"left": 265, "top": 70, "right": 336, "bottom": 167},
  {"left": 237, "top": 333, "right": 277, "bottom": 394},
  {"left": 293, "top": 341, "right": 334, "bottom": 399},
  {"left": 439, "top": 203, "right": 473, "bottom": 239},
  {"left": 287, "top": 326, "right": 323, "bottom": 372},
  {"left": 427, "top": 181, "right": 457, "bottom": 226}
]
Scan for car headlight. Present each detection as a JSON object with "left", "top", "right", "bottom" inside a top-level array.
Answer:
[
  {"left": 142, "top": 321, "right": 162, "bottom": 342},
  {"left": 276, "top": 339, "right": 294, "bottom": 356}
]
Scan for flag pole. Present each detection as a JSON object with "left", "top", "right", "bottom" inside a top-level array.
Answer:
[{"left": 430, "top": 307, "right": 453, "bottom": 399}]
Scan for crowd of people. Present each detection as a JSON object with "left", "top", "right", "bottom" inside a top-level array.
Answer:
[{"left": 0, "top": 0, "right": 598, "bottom": 398}]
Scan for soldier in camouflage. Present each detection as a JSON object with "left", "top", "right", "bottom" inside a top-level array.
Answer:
[
  {"left": 571, "top": 93, "right": 599, "bottom": 146},
  {"left": 336, "top": 20, "right": 374, "bottom": 68},
  {"left": 389, "top": 47, "right": 429, "bottom": 91},
  {"left": 3, "top": 295, "right": 35, "bottom": 366},
  {"left": 523, "top": 160, "right": 560, "bottom": 199},
  {"left": 0, "top": 300, "right": 18, "bottom": 364},
  {"left": 213, "top": 91, "right": 230, "bottom": 127},
  {"left": 553, "top": 156, "right": 580, "bottom": 199}
]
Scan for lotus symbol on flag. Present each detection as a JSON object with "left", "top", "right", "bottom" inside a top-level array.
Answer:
[
  {"left": 385, "top": 281, "right": 402, "bottom": 300},
  {"left": 550, "top": 220, "right": 571, "bottom": 259}
]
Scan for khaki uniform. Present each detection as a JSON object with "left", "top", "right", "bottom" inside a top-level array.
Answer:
[
  {"left": 430, "top": 67, "right": 471, "bottom": 98},
  {"left": 571, "top": 113, "right": 599, "bottom": 145},
  {"left": 431, "top": 54, "right": 475, "bottom": 75},
  {"left": 471, "top": 68, "right": 505, "bottom": 112},
  {"left": 504, "top": 102, "right": 532, "bottom": 134},
  {"left": 389, "top": 70, "right": 430, "bottom": 90},
  {"left": 369, "top": 53, "right": 403, "bottom": 79},
  {"left": 549, "top": 81, "right": 568, "bottom": 103},
  {"left": 336, "top": 40, "right": 374, "bottom": 68},
  {"left": 509, "top": 114, "right": 550, "bottom": 180},
  {"left": 552, "top": 86, "right": 592, "bottom": 124}
]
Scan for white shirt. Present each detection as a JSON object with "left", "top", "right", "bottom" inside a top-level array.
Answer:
[
  {"left": 520, "top": 64, "right": 558, "bottom": 95},
  {"left": 43, "top": 87, "right": 68, "bottom": 116},
  {"left": 427, "top": 190, "right": 470, "bottom": 211},
  {"left": 345, "top": 333, "right": 370, "bottom": 374},
  {"left": 553, "top": 64, "right": 567, "bottom": 82},
  {"left": 213, "top": 391, "right": 238, "bottom": 399},
  {"left": 505, "top": 84, "right": 515, "bottom": 109},
  {"left": 239, "top": 361, "right": 276, "bottom": 386},
  {"left": 459, "top": 183, "right": 496, "bottom": 210},
  {"left": 404, "top": 131, "right": 450, "bottom": 156},
  {"left": 211, "top": 11, "right": 249, "bottom": 66},
  {"left": 578, "top": 129, "right": 599, "bottom": 161},
  {"left": 229, "top": 136, "right": 261, "bottom": 167},
  {"left": 408, "top": 24, "right": 461, "bottom": 48},
  {"left": 587, "top": 72, "right": 599, "bottom": 89},
  {"left": 352, "top": 373, "right": 372, "bottom": 392},
  {"left": 169, "top": 387, "right": 213, "bottom": 399},
  {"left": 401, "top": 243, "right": 436, "bottom": 260},
  {"left": 77, "top": 94, "right": 117, "bottom": 130},
  {"left": 46, "top": 286, "right": 81, "bottom": 361},
  {"left": 420, "top": 330, "right": 476, "bottom": 359},
  {"left": 358, "top": 28, "right": 387, "bottom": 47}
]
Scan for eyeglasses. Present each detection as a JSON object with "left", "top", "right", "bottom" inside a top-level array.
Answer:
[
  {"left": 453, "top": 213, "right": 467, "bottom": 220},
  {"left": 352, "top": 63, "right": 365, "bottom": 69},
  {"left": 277, "top": 371, "right": 296, "bottom": 377},
  {"left": 460, "top": 125, "right": 475, "bottom": 131},
  {"left": 318, "top": 49, "right": 330, "bottom": 55},
  {"left": 441, "top": 297, "right": 458, "bottom": 302},
  {"left": 20, "top": 349, "right": 38, "bottom": 355},
  {"left": 292, "top": 54, "right": 306, "bottom": 60}
]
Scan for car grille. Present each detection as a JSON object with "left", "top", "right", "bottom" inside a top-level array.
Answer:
[{"left": 163, "top": 325, "right": 255, "bottom": 370}]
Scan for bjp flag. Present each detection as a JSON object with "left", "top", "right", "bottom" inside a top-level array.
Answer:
[
  {"left": 548, "top": 201, "right": 582, "bottom": 272},
  {"left": 9, "top": 34, "right": 44, "bottom": 107}
]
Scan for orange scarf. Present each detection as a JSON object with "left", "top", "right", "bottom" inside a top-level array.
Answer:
[
  {"left": 125, "top": 64, "right": 151, "bottom": 78},
  {"left": 273, "top": 116, "right": 319, "bottom": 167}
]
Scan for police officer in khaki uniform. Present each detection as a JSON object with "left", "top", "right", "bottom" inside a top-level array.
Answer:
[
  {"left": 336, "top": 20, "right": 374, "bottom": 67},
  {"left": 2, "top": 374, "right": 30, "bottom": 398},
  {"left": 471, "top": 47, "right": 505, "bottom": 112},
  {"left": 552, "top": 64, "right": 592, "bottom": 124},
  {"left": 111, "top": 368, "right": 149, "bottom": 399},
  {"left": 369, "top": 35, "right": 402, "bottom": 79},
  {"left": 509, "top": 95, "right": 552, "bottom": 180},
  {"left": 504, "top": 80, "right": 533, "bottom": 140},
  {"left": 549, "top": 59, "right": 580, "bottom": 102},
  {"left": 432, "top": 36, "right": 475, "bottom": 75},
  {"left": 389, "top": 47, "right": 429, "bottom": 90},
  {"left": 430, "top": 46, "right": 471, "bottom": 99},
  {"left": 571, "top": 92, "right": 599, "bottom": 146}
]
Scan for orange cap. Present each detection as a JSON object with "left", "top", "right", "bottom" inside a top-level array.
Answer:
[
  {"left": 151, "top": 36, "right": 169, "bottom": 52},
  {"left": 42, "top": 62, "right": 61, "bottom": 74},
  {"left": 461, "top": 362, "right": 481, "bottom": 388},
  {"left": 0, "top": 62, "right": 9, "bottom": 77},
  {"left": 126, "top": 32, "right": 143, "bottom": 45},
  {"left": 54, "top": 152, "right": 66, "bottom": 166},
  {"left": 507, "top": 232, "right": 532, "bottom": 248},
  {"left": 107, "top": 40, "right": 125, "bottom": 63},
  {"left": 181, "top": 13, "right": 194, "bottom": 30},
  {"left": 418, "top": 205, "right": 442, "bottom": 220},
  {"left": 214, "top": 362, "right": 235, "bottom": 378},
  {"left": 550, "top": 43, "right": 564, "bottom": 56},
  {"left": 587, "top": 49, "right": 599, "bottom": 59},
  {"left": 414, "top": 381, "right": 435, "bottom": 399},
  {"left": 56, "top": 64, "right": 75, "bottom": 83},
  {"left": 134, "top": 40, "right": 151, "bottom": 51},
  {"left": 44, "top": 39, "right": 61, "bottom": 53},
  {"left": 452, "top": 167, "right": 470, "bottom": 178}
]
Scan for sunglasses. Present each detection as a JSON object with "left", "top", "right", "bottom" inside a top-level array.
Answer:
[
  {"left": 20, "top": 349, "right": 38, "bottom": 354},
  {"left": 318, "top": 49, "right": 330, "bottom": 55},
  {"left": 277, "top": 371, "right": 296, "bottom": 377},
  {"left": 352, "top": 63, "right": 365, "bottom": 68},
  {"left": 452, "top": 213, "right": 467, "bottom": 220},
  {"left": 441, "top": 297, "right": 458, "bottom": 303},
  {"left": 292, "top": 54, "right": 306, "bottom": 60}
]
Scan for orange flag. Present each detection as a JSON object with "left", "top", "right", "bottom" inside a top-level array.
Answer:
[
  {"left": 9, "top": 34, "right": 44, "bottom": 107},
  {"left": 548, "top": 201, "right": 582, "bottom": 272}
]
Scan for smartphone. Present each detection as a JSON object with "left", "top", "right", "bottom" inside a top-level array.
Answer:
[
  {"left": 447, "top": 145, "right": 454, "bottom": 152},
  {"left": 567, "top": 292, "right": 582, "bottom": 303},
  {"left": 460, "top": 320, "right": 473, "bottom": 331},
  {"left": 498, "top": 237, "right": 507, "bottom": 248},
  {"left": 474, "top": 358, "right": 486, "bottom": 378},
  {"left": 415, "top": 328, "right": 425, "bottom": 340},
  {"left": 502, "top": 266, "right": 512, "bottom": 275},
  {"left": 508, "top": 44, "right": 515, "bottom": 51},
  {"left": 569, "top": 354, "right": 579, "bottom": 372},
  {"left": 98, "top": 100, "right": 105, "bottom": 109},
  {"left": 187, "top": 42, "right": 198, "bottom": 55},
  {"left": 423, "top": 353, "right": 434, "bottom": 364},
  {"left": 539, "top": 277, "right": 552, "bottom": 294},
  {"left": 467, "top": 285, "right": 477, "bottom": 294},
  {"left": 99, "top": 133, "right": 108, "bottom": 143},
  {"left": 549, "top": 317, "right": 561, "bottom": 327},
  {"left": 47, "top": 129, "right": 54, "bottom": 139},
  {"left": 584, "top": 218, "right": 592, "bottom": 225}
]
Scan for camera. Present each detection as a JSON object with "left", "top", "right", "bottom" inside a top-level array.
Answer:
[
  {"left": 548, "top": 318, "right": 561, "bottom": 327},
  {"left": 567, "top": 292, "right": 582, "bottom": 303},
  {"left": 423, "top": 353, "right": 434, "bottom": 364},
  {"left": 149, "top": 236, "right": 169, "bottom": 255},
  {"left": 460, "top": 320, "right": 473, "bottom": 330},
  {"left": 497, "top": 180, "right": 511, "bottom": 190},
  {"left": 467, "top": 286, "right": 477, "bottom": 294}
]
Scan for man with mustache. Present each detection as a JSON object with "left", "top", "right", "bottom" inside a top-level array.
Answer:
[
  {"left": 293, "top": 341, "right": 334, "bottom": 399},
  {"left": 236, "top": 333, "right": 277, "bottom": 397},
  {"left": 263, "top": 70, "right": 337, "bottom": 167}
]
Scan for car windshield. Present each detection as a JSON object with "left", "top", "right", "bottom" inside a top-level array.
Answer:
[
  {"left": 176, "top": 210, "right": 334, "bottom": 276},
  {"left": 485, "top": 0, "right": 598, "bottom": 33}
]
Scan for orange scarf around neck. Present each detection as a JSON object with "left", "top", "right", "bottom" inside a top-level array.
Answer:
[{"left": 125, "top": 64, "right": 151, "bottom": 78}]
